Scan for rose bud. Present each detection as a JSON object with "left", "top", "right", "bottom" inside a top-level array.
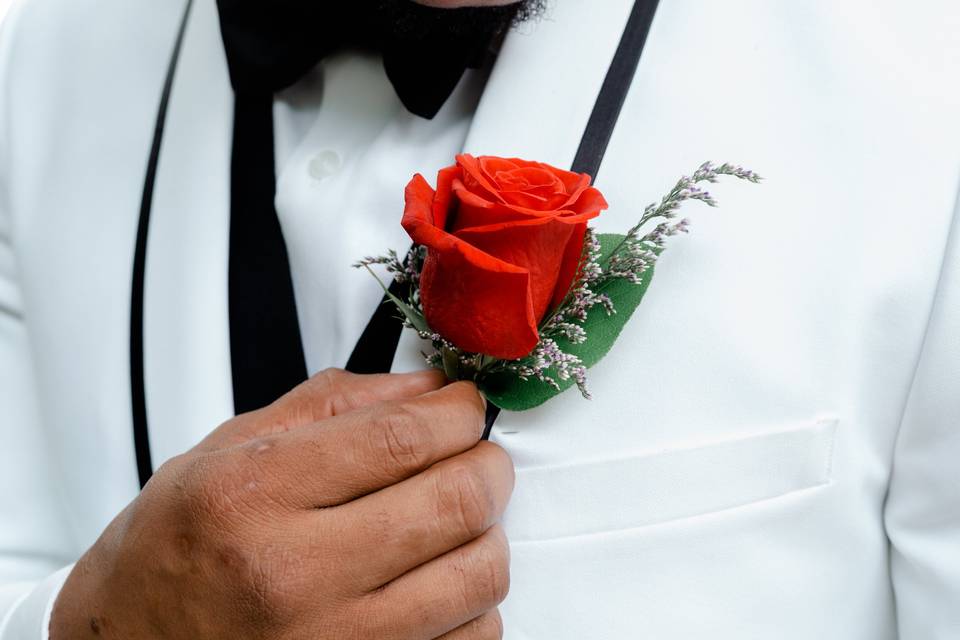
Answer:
[{"left": 401, "top": 154, "right": 608, "bottom": 359}]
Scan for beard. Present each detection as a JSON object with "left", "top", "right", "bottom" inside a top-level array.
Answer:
[
  {"left": 217, "top": 0, "right": 547, "bottom": 95},
  {"left": 376, "top": 0, "right": 548, "bottom": 43}
]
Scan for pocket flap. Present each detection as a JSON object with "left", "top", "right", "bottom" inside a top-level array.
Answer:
[{"left": 504, "top": 418, "right": 839, "bottom": 542}]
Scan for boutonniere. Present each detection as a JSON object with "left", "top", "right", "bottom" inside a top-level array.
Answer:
[{"left": 357, "top": 155, "right": 760, "bottom": 411}]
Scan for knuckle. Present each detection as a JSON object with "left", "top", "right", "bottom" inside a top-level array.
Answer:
[
  {"left": 447, "top": 381, "right": 485, "bottom": 419},
  {"left": 284, "top": 368, "right": 348, "bottom": 421},
  {"left": 196, "top": 411, "right": 265, "bottom": 451},
  {"left": 275, "top": 368, "right": 354, "bottom": 425},
  {"left": 313, "top": 367, "right": 349, "bottom": 390},
  {"left": 438, "top": 460, "right": 494, "bottom": 539},
  {"left": 465, "top": 610, "right": 504, "bottom": 640},
  {"left": 235, "top": 434, "right": 282, "bottom": 472},
  {"left": 471, "top": 537, "right": 511, "bottom": 606},
  {"left": 232, "top": 433, "right": 269, "bottom": 461},
  {"left": 177, "top": 449, "right": 270, "bottom": 524},
  {"left": 372, "top": 402, "right": 428, "bottom": 472},
  {"left": 478, "top": 440, "right": 512, "bottom": 464},
  {"left": 311, "top": 368, "right": 355, "bottom": 409},
  {"left": 477, "top": 442, "right": 515, "bottom": 490},
  {"left": 228, "top": 437, "right": 297, "bottom": 505},
  {"left": 150, "top": 451, "right": 190, "bottom": 484},
  {"left": 177, "top": 455, "right": 224, "bottom": 515}
]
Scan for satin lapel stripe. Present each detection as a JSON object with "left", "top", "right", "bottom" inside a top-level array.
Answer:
[
  {"left": 130, "top": 0, "right": 195, "bottom": 490},
  {"left": 343, "top": 0, "right": 662, "bottom": 441},
  {"left": 345, "top": 279, "right": 412, "bottom": 374}
]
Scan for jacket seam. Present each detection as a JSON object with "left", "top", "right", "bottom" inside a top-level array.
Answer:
[{"left": 883, "top": 173, "right": 960, "bottom": 498}]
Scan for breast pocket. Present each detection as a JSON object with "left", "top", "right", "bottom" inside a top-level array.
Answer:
[{"left": 502, "top": 417, "right": 838, "bottom": 543}]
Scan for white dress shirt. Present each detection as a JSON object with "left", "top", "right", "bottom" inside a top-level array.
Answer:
[{"left": 2, "top": 0, "right": 960, "bottom": 638}]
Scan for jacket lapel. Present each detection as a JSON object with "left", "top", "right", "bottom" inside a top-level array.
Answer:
[
  {"left": 141, "top": 0, "right": 647, "bottom": 456},
  {"left": 143, "top": 0, "right": 235, "bottom": 463},
  {"left": 462, "top": 0, "right": 638, "bottom": 166}
]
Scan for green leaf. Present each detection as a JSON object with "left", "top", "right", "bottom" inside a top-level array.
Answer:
[
  {"left": 363, "top": 265, "right": 429, "bottom": 333},
  {"left": 441, "top": 348, "right": 460, "bottom": 380},
  {"left": 480, "top": 233, "right": 657, "bottom": 411}
]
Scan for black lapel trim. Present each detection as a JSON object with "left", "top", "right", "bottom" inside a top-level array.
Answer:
[
  {"left": 346, "top": 0, "right": 662, "bottom": 439},
  {"left": 345, "top": 279, "right": 412, "bottom": 374},
  {"left": 130, "top": 0, "right": 194, "bottom": 489}
]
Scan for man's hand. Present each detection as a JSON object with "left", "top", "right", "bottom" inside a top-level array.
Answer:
[{"left": 50, "top": 369, "right": 512, "bottom": 639}]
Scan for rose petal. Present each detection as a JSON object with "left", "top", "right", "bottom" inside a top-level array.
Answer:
[
  {"left": 466, "top": 189, "right": 606, "bottom": 224},
  {"left": 402, "top": 174, "right": 444, "bottom": 241},
  {"left": 557, "top": 170, "right": 592, "bottom": 196},
  {"left": 419, "top": 245, "right": 539, "bottom": 360},
  {"left": 551, "top": 222, "right": 588, "bottom": 310},
  {"left": 455, "top": 209, "right": 596, "bottom": 234},
  {"left": 479, "top": 156, "right": 522, "bottom": 185},
  {"left": 401, "top": 157, "right": 607, "bottom": 359},
  {"left": 452, "top": 181, "right": 549, "bottom": 231},
  {"left": 457, "top": 154, "right": 508, "bottom": 205},
  {"left": 566, "top": 184, "right": 609, "bottom": 216},
  {"left": 431, "top": 166, "right": 461, "bottom": 231},
  {"left": 495, "top": 166, "right": 564, "bottom": 192},
  {"left": 455, "top": 218, "right": 577, "bottom": 322},
  {"left": 496, "top": 168, "right": 568, "bottom": 209},
  {"left": 402, "top": 173, "right": 540, "bottom": 360}
]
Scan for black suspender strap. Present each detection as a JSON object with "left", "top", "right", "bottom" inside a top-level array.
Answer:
[
  {"left": 346, "top": 0, "right": 662, "bottom": 439},
  {"left": 570, "top": 0, "right": 660, "bottom": 179},
  {"left": 130, "top": 0, "right": 194, "bottom": 489},
  {"left": 345, "top": 281, "right": 410, "bottom": 374}
]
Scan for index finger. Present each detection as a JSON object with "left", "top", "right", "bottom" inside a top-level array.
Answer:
[
  {"left": 199, "top": 368, "right": 447, "bottom": 451},
  {"left": 234, "top": 381, "right": 487, "bottom": 508}
]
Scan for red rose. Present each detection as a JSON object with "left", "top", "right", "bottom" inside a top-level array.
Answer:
[{"left": 401, "top": 154, "right": 608, "bottom": 359}]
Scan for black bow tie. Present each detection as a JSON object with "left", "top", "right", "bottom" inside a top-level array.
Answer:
[
  {"left": 216, "top": 1, "right": 521, "bottom": 414},
  {"left": 216, "top": 0, "right": 515, "bottom": 119}
]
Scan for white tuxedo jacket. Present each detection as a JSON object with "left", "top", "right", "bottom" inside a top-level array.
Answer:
[{"left": 1, "top": 0, "right": 959, "bottom": 638}]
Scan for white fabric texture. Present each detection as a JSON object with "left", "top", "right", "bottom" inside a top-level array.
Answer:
[
  {"left": 885, "top": 186, "right": 960, "bottom": 638},
  {"left": 0, "top": 3, "right": 75, "bottom": 637},
  {"left": 1, "top": 0, "right": 959, "bottom": 638}
]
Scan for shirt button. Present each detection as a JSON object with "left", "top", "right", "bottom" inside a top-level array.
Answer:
[{"left": 308, "top": 150, "right": 342, "bottom": 181}]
